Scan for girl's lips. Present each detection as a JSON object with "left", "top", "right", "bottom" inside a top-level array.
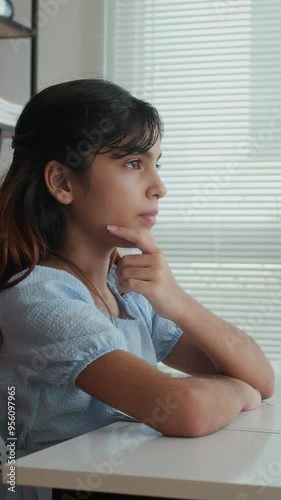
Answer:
[{"left": 139, "top": 214, "right": 157, "bottom": 225}]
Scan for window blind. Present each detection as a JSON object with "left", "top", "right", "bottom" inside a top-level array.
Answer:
[{"left": 102, "top": 0, "right": 281, "bottom": 361}]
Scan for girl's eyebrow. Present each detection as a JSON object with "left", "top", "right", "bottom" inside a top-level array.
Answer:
[{"left": 109, "top": 151, "right": 162, "bottom": 161}]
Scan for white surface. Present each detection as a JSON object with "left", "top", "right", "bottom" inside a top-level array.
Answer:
[
  {"left": 3, "top": 370, "right": 281, "bottom": 500},
  {"left": 224, "top": 400, "right": 281, "bottom": 434},
  {"left": 219, "top": 363, "right": 281, "bottom": 435}
]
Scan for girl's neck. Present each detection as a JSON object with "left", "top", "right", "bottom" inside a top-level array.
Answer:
[
  {"left": 40, "top": 255, "right": 124, "bottom": 318},
  {"left": 40, "top": 252, "right": 112, "bottom": 295}
]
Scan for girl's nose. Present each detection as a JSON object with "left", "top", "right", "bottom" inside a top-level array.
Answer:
[{"left": 146, "top": 171, "right": 167, "bottom": 199}]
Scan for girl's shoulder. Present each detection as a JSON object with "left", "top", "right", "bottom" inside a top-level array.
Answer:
[
  {"left": 3, "top": 264, "right": 126, "bottom": 305},
  {"left": 3, "top": 265, "right": 94, "bottom": 304}
]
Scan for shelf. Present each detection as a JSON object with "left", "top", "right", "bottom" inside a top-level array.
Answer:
[{"left": 0, "top": 16, "right": 33, "bottom": 38}]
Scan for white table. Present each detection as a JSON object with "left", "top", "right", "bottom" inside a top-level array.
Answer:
[{"left": 3, "top": 369, "right": 281, "bottom": 500}]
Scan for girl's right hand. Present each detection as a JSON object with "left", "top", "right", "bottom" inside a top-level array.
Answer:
[{"left": 235, "top": 379, "right": 262, "bottom": 411}]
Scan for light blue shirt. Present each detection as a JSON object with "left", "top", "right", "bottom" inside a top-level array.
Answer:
[{"left": 0, "top": 265, "right": 183, "bottom": 499}]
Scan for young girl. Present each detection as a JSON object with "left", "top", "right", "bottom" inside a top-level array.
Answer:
[{"left": 0, "top": 79, "right": 274, "bottom": 500}]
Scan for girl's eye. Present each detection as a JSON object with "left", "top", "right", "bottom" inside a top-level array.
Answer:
[
  {"left": 125, "top": 159, "right": 161, "bottom": 170},
  {"left": 126, "top": 159, "right": 141, "bottom": 169}
]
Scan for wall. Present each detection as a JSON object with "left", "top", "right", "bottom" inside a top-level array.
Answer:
[{"left": 0, "top": 0, "right": 105, "bottom": 175}]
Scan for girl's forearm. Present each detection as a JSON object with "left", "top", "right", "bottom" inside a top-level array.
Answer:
[{"left": 172, "top": 291, "right": 275, "bottom": 400}]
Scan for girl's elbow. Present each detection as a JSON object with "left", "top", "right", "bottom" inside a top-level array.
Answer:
[{"left": 156, "top": 389, "right": 205, "bottom": 438}]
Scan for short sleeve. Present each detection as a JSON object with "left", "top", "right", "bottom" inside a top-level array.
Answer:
[
  {"left": 151, "top": 311, "right": 183, "bottom": 363},
  {"left": 1, "top": 278, "right": 128, "bottom": 388},
  {"left": 121, "top": 285, "right": 183, "bottom": 364}
]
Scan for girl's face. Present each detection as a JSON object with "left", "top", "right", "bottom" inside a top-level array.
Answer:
[{"left": 66, "top": 136, "right": 167, "bottom": 248}]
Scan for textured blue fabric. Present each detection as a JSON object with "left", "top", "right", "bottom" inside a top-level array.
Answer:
[{"left": 0, "top": 265, "right": 183, "bottom": 499}]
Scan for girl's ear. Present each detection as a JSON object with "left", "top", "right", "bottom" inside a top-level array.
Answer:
[{"left": 44, "top": 161, "right": 74, "bottom": 205}]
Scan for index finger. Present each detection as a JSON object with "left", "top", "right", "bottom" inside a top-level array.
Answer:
[{"left": 107, "top": 225, "right": 159, "bottom": 254}]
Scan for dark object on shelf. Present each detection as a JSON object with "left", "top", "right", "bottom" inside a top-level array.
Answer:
[{"left": 0, "top": 1, "right": 14, "bottom": 19}]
